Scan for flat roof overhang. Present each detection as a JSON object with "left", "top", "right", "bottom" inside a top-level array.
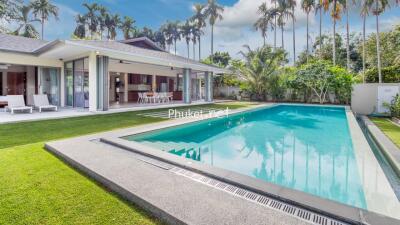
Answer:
[{"left": 38, "top": 41, "right": 228, "bottom": 75}]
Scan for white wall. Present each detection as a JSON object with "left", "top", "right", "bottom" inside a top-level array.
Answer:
[{"left": 351, "top": 83, "right": 400, "bottom": 115}]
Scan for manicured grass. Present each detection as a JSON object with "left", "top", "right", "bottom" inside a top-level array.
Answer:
[
  {"left": 0, "top": 102, "right": 252, "bottom": 149},
  {"left": 0, "top": 102, "right": 252, "bottom": 224},
  {"left": 0, "top": 143, "right": 161, "bottom": 225},
  {"left": 370, "top": 117, "right": 400, "bottom": 148}
]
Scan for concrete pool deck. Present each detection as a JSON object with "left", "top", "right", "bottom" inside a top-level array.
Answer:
[{"left": 45, "top": 104, "right": 400, "bottom": 225}]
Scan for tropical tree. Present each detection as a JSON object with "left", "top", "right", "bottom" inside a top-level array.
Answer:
[
  {"left": 254, "top": 2, "right": 274, "bottom": 46},
  {"left": 234, "top": 45, "right": 287, "bottom": 100},
  {"left": 153, "top": 30, "right": 166, "bottom": 49},
  {"left": 120, "top": 16, "right": 135, "bottom": 40},
  {"left": 325, "top": 0, "right": 345, "bottom": 65},
  {"left": 82, "top": 3, "right": 99, "bottom": 39},
  {"left": 191, "top": 26, "right": 202, "bottom": 60},
  {"left": 181, "top": 20, "right": 193, "bottom": 58},
  {"left": 107, "top": 13, "right": 121, "bottom": 40},
  {"left": 97, "top": 6, "right": 108, "bottom": 40},
  {"left": 30, "top": 0, "right": 59, "bottom": 40},
  {"left": 190, "top": 3, "right": 207, "bottom": 60},
  {"left": 273, "top": 0, "right": 291, "bottom": 50},
  {"left": 204, "top": 0, "right": 224, "bottom": 56},
  {"left": 344, "top": 0, "right": 354, "bottom": 71},
  {"left": 271, "top": 0, "right": 278, "bottom": 50},
  {"left": 161, "top": 21, "right": 174, "bottom": 52},
  {"left": 0, "top": 0, "right": 22, "bottom": 23},
  {"left": 13, "top": 5, "right": 40, "bottom": 38},
  {"left": 368, "top": 0, "right": 390, "bottom": 83},
  {"left": 170, "top": 21, "right": 181, "bottom": 55},
  {"left": 360, "top": 0, "right": 370, "bottom": 82},
  {"left": 301, "top": 0, "right": 315, "bottom": 62},
  {"left": 287, "top": 0, "right": 297, "bottom": 63},
  {"left": 73, "top": 14, "right": 86, "bottom": 39}
]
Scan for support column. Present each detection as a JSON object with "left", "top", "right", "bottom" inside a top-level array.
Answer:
[
  {"left": 124, "top": 73, "right": 128, "bottom": 102},
  {"left": 183, "top": 68, "right": 192, "bottom": 103},
  {"left": 60, "top": 64, "right": 65, "bottom": 107},
  {"left": 205, "top": 71, "right": 213, "bottom": 102},
  {"left": 96, "top": 55, "right": 109, "bottom": 111},
  {"left": 152, "top": 75, "right": 157, "bottom": 91}
]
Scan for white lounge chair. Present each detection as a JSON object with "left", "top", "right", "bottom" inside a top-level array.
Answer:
[
  {"left": 5, "top": 95, "right": 33, "bottom": 114},
  {"left": 33, "top": 94, "right": 58, "bottom": 112}
]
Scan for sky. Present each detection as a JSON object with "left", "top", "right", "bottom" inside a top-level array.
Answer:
[{"left": 18, "top": 0, "right": 400, "bottom": 61}]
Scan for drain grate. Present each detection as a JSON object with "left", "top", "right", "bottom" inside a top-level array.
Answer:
[{"left": 172, "top": 167, "right": 349, "bottom": 225}]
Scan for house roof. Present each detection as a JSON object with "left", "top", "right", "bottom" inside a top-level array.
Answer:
[
  {"left": 0, "top": 33, "right": 49, "bottom": 53},
  {"left": 119, "top": 37, "right": 165, "bottom": 52},
  {"left": 0, "top": 33, "right": 228, "bottom": 74}
]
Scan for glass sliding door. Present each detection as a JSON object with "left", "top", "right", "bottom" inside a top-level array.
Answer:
[
  {"left": 40, "top": 67, "right": 60, "bottom": 106},
  {"left": 73, "top": 58, "right": 89, "bottom": 108},
  {"left": 65, "top": 62, "right": 73, "bottom": 106}
]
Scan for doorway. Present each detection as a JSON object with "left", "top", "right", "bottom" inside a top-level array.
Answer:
[
  {"left": 40, "top": 68, "right": 60, "bottom": 106},
  {"left": 7, "top": 72, "right": 26, "bottom": 98}
]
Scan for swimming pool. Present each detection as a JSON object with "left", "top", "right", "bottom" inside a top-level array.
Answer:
[{"left": 125, "top": 105, "right": 370, "bottom": 208}]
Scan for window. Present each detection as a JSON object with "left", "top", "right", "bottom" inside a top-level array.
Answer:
[{"left": 65, "top": 62, "right": 73, "bottom": 106}]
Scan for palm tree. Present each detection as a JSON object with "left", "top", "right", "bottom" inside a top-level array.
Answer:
[
  {"left": 73, "top": 14, "right": 86, "bottom": 39},
  {"left": 368, "top": 0, "right": 390, "bottom": 83},
  {"left": 82, "top": 3, "right": 99, "bottom": 39},
  {"left": 301, "top": 0, "right": 315, "bottom": 62},
  {"left": 204, "top": 0, "right": 224, "bottom": 56},
  {"left": 287, "top": 0, "right": 297, "bottom": 63},
  {"left": 254, "top": 2, "right": 274, "bottom": 46},
  {"left": 30, "top": 0, "right": 59, "bottom": 40},
  {"left": 108, "top": 13, "right": 121, "bottom": 40},
  {"left": 170, "top": 21, "right": 181, "bottom": 55},
  {"left": 361, "top": 0, "right": 370, "bottom": 82},
  {"left": 120, "top": 16, "right": 135, "bottom": 40},
  {"left": 98, "top": 6, "right": 108, "bottom": 40},
  {"left": 13, "top": 5, "right": 40, "bottom": 38},
  {"left": 326, "top": 0, "right": 344, "bottom": 65},
  {"left": 272, "top": 0, "right": 291, "bottom": 50},
  {"left": 181, "top": 20, "right": 193, "bottom": 58},
  {"left": 271, "top": 0, "right": 278, "bottom": 50},
  {"left": 190, "top": 3, "right": 207, "bottom": 60},
  {"left": 191, "top": 26, "right": 202, "bottom": 60},
  {"left": 161, "top": 21, "right": 174, "bottom": 52}
]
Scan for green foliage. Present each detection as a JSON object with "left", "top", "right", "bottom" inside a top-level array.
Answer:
[
  {"left": 202, "top": 51, "right": 231, "bottom": 68},
  {"left": 329, "top": 65, "right": 354, "bottom": 104},
  {"left": 234, "top": 45, "right": 288, "bottom": 100},
  {"left": 364, "top": 65, "right": 400, "bottom": 83},
  {"left": 384, "top": 94, "right": 400, "bottom": 118}
]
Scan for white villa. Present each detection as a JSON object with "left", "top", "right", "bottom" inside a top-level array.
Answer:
[{"left": 0, "top": 33, "right": 226, "bottom": 112}]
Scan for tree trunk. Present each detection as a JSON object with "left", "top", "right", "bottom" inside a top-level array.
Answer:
[
  {"left": 263, "top": 35, "right": 266, "bottom": 46},
  {"left": 375, "top": 2, "right": 382, "bottom": 83},
  {"left": 274, "top": 1, "right": 277, "bottom": 52},
  {"left": 41, "top": 17, "right": 44, "bottom": 40},
  {"left": 292, "top": 6, "right": 296, "bottom": 64},
  {"left": 187, "top": 42, "right": 190, "bottom": 58},
  {"left": 174, "top": 40, "right": 177, "bottom": 55},
  {"left": 319, "top": 7, "right": 322, "bottom": 58},
  {"left": 193, "top": 42, "right": 196, "bottom": 60},
  {"left": 281, "top": 26, "right": 284, "bottom": 49},
  {"left": 346, "top": 0, "right": 350, "bottom": 71},
  {"left": 333, "top": 0, "right": 337, "bottom": 65},
  {"left": 198, "top": 36, "right": 201, "bottom": 61},
  {"left": 306, "top": 12, "right": 309, "bottom": 62},
  {"left": 211, "top": 24, "right": 214, "bottom": 56},
  {"left": 362, "top": 15, "right": 366, "bottom": 83}
]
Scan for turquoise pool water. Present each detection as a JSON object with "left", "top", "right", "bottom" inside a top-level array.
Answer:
[{"left": 125, "top": 105, "right": 367, "bottom": 209}]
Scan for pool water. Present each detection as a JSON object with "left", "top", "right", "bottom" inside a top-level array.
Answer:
[{"left": 125, "top": 105, "right": 367, "bottom": 209}]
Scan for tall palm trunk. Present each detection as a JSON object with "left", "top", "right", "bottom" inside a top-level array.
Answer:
[
  {"left": 345, "top": 0, "right": 350, "bottom": 71},
  {"left": 187, "top": 42, "right": 190, "bottom": 58},
  {"left": 306, "top": 11, "right": 309, "bottom": 62},
  {"left": 274, "top": 1, "right": 277, "bottom": 51},
  {"left": 375, "top": 1, "right": 382, "bottom": 83},
  {"left": 332, "top": 1, "right": 337, "bottom": 65},
  {"left": 41, "top": 16, "right": 44, "bottom": 40},
  {"left": 281, "top": 25, "right": 284, "bottom": 49},
  {"left": 319, "top": 6, "right": 322, "bottom": 58},
  {"left": 198, "top": 36, "right": 201, "bottom": 60},
  {"left": 211, "top": 24, "right": 214, "bottom": 56},
  {"left": 292, "top": 6, "right": 296, "bottom": 64},
  {"left": 193, "top": 42, "right": 196, "bottom": 60},
  {"left": 174, "top": 40, "right": 177, "bottom": 55},
  {"left": 263, "top": 35, "right": 266, "bottom": 46},
  {"left": 362, "top": 15, "right": 366, "bottom": 83}
]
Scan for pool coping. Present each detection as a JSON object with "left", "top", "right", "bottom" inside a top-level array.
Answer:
[
  {"left": 45, "top": 103, "right": 400, "bottom": 225},
  {"left": 360, "top": 116, "right": 400, "bottom": 177}
]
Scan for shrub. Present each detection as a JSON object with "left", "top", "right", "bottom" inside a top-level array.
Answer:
[
  {"left": 384, "top": 94, "right": 400, "bottom": 118},
  {"left": 365, "top": 65, "right": 400, "bottom": 83}
]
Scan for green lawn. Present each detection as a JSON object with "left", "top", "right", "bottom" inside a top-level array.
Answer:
[
  {"left": 0, "top": 102, "right": 252, "bottom": 225},
  {"left": 370, "top": 117, "right": 400, "bottom": 148}
]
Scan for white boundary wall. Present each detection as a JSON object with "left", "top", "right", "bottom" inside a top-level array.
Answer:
[{"left": 351, "top": 83, "right": 400, "bottom": 115}]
